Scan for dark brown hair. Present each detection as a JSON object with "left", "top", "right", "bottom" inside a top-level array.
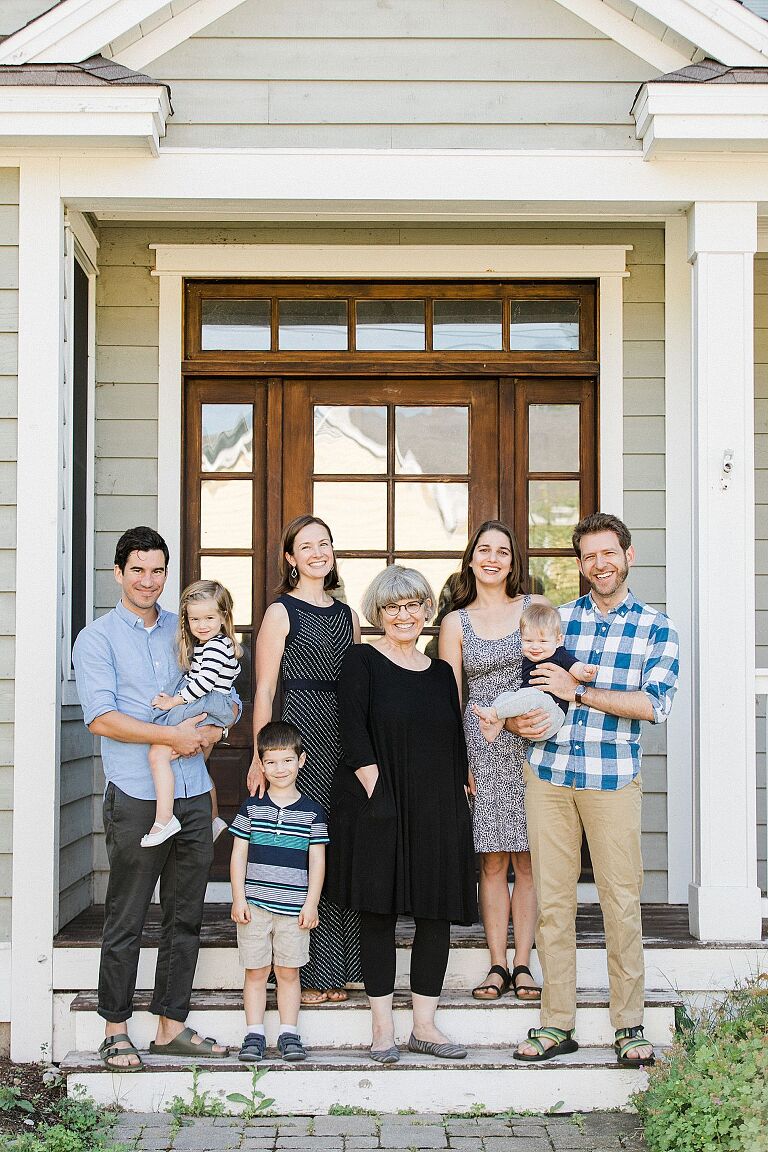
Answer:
[
  {"left": 572, "top": 513, "right": 631, "bottom": 557},
  {"left": 451, "top": 520, "right": 525, "bottom": 610},
  {"left": 275, "top": 514, "right": 341, "bottom": 595},
  {"left": 257, "top": 720, "right": 304, "bottom": 760}
]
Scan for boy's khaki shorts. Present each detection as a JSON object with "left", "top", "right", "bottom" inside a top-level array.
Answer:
[{"left": 236, "top": 905, "right": 309, "bottom": 969}]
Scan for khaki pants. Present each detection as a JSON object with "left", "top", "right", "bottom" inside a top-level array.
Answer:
[{"left": 523, "top": 764, "right": 645, "bottom": 1032}]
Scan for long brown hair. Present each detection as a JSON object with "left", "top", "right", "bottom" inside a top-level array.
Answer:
[
  {"left": 451, "top": 520, "right": 525, "bottom": 610},
  {"left": 176, "top": 579, "right": 242, "bottom": 671},
  {"left": 275, "top": 514, "right": 341, "bottom": 595}
]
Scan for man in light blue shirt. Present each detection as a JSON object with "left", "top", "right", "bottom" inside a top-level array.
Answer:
[{"left": 73, "top": 526, "right": 232, "bottom": 1069}]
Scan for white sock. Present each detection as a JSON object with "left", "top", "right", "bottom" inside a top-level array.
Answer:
[
  {"left": 245, "top": 1023, "right": 265, "bottom": 1035},
  {"left": 279, "top": 1023, "right": 298, "bottom": 1035}
]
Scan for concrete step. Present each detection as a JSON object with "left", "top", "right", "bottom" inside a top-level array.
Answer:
[
  {"left": 64, "top": 988, "right": 678, "bottom": 1055},
  {"left": 61, "top": 1044, "right": 659, "bottom": 1114}
]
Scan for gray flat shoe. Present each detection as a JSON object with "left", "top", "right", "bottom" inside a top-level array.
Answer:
[
  {"left": 370, "top": 1045, "right": 399, "bottom": 1064},
  {"left": 408, "top": 1033, "right": 467, "bottom": 1059}
]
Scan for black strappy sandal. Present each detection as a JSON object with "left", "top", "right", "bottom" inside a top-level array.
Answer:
[
  {"left": 471, "top": 964, "right": 512, "bottom": 1000},
  {"left": 510, "top": 964, "right": 542, "bottom": 1001}
]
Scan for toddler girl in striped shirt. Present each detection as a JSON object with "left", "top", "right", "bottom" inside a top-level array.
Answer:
[{"left": 141, "top": 579, "right": 241, "bottom": 848}]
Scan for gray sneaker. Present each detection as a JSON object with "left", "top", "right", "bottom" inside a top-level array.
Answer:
[
  {"left": 277, "top": 1032, "right": 306, "bottom": 1061},
  {"left": 239, "top": 1032, "right": 266, "bottom": 1062}
]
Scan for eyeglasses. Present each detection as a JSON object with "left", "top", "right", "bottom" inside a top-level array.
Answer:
[{"left": 381, "top": 600, "right": 424, "bottom": 618}]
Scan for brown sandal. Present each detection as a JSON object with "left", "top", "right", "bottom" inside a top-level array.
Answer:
[{"left": 472, "top": 964, "right": 512, "bottom": 1000}]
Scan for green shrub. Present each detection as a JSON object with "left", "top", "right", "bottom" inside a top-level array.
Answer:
[{"left": 634, "top": 974, "right": 768, "bottom": 1152}]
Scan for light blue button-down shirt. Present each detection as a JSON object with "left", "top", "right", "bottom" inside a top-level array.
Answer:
[{"left": 73, "top": 599, "right": 214, "bottom": 801}]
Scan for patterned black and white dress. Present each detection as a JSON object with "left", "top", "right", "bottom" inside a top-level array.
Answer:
[
  {"left": 460, "top": 599, "right": 531, "bottom": 854},
  {"left": 278, "top": 594, "right": 362, "bottom": 990}
]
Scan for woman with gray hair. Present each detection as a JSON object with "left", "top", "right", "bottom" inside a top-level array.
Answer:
[{"left": 326, "top": 565, "right": 477, "bottom": 1064}]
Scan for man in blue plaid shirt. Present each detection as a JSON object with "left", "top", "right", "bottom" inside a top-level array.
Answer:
[{"left": 501, "top": 513, "right": 679, "bottom": 1068}]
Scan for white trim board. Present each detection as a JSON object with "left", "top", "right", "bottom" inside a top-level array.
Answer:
[
  {"left": 553, "top": 0, "right": 692, "bottom": 73},
  {"left": 0, "top": 0, "right": 170, "bottom": 65},
  {"left": 153, "top": 243, "right": 628, "bottom": 607},
  {"left": 113, "top": 0, "right": 247, "bottom": 72}
]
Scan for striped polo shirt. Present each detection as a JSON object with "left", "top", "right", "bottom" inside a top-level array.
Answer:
[{"left": 229, "top": 792, "right": 329, "bottom": 916}]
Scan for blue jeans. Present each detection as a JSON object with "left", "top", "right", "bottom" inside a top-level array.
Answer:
[{"left": 152, "top": 676, "right": 235, "bottom": 730}]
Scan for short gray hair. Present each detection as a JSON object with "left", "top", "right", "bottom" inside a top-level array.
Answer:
[{"left": 361, "top": 565, "right": 436, "bottom": 629}]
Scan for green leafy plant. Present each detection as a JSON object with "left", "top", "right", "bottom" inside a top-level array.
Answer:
[
  {"left": 634, "top": 973, "right": 768, "bottom": 1152},
  {"left": 166, "top": 1066, "right": 225, "bottom": 1119},
  {"left": 0, "top": 1086, "right": 35, "bottom": 1115},
  {"left": 225, "top": 1066, "right": 275, "bottom": 1118},
  {"left": 6, "top": 1095, "right": 126, "bottom": 1152},
  {"left": 327, "top": 1103, "right": 378, "bottom": 1116}
]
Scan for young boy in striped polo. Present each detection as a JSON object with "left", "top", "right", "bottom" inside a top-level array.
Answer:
[{"left": 229, "top": 721, "right": 328, "bottom": 1063}]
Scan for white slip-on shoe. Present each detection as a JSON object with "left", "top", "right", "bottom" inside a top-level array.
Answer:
[
  {"left": 212, "top": 816, "right": 228, "bottom": 842},
  {"left": 140, "top": 815, "right": 181, "bottom": 848}
]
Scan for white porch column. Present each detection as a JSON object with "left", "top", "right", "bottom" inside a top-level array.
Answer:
[
  {"left": 10, "top": 159, "right": 65, "bottom": 1058},
  {"left": 688, "top": 201, "right": 763, "bottom": 941}
]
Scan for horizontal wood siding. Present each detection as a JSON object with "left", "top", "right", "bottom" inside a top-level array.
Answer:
[
  {"left": 756, "top": 255, "right": 767, "bottom": 895},
  {"left": 93, "top": 221, "right": 667, "bottom": 899},
  {"left": 147, "top": 0, "right": 658, "bottom": 150},
  {"left": 59, "top": 707, "right": 95, "bottom": 927},
  {"left": 0, "top": 169, "right": 17, "bottom": 945}
]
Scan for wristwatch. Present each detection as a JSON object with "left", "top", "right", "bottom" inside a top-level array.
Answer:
[{"left": 574, "top": 685, "right": 588, "bottom": 706}]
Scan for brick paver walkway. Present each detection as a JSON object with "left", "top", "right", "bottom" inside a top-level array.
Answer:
[{"left": 111, "top": 1112, "right": 647, "bottom": 1151}]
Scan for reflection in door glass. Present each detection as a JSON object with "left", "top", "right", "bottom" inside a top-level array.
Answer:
[
  {"left": 335, "top": 557, "right": 387, "bottom": 621},
  {"left": 528, "top": 405, "right": 579, "bottom": 473},
  {"left": 202, "top": 404, "right": 253, "bottom": 472},
  {"left": 313, "top": 482, "right": 387, "bottom": 550},
  {"left": 433, "top": 300, "right": 502, "bottom": 351},
  {"left": 395, "top": 407, "right": 468, "bottom": 475},
  {"left": 355, "top": 300, "right": 425, "bottom": 351},
  {"left": 510, "top": 300, "right": 579, "bottom": 350},
  {"left": 200, "top": 556, "right": 252, "bottom": 625},
  {"left": 395, "top": 482, "right": 468, "bottom": 551},
  {"left": 314, "top": 406, "right": 387, "bottom": 474},
  {"left": 200, "top": 480, "right": 253, "bottom": 549},
  {"left": 529, "top": 480, "right": 580, "bottom": 549},
  {"left": 235, "top": 632, "right": 252, "bottom": 698},
  {"left": 529, "top": 556, "right": 580, "bottom": 606},
  {"left": 201, "top": 299, "right": 270, "bottom": 351}
]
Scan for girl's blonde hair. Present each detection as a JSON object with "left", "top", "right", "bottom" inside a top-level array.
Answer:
[{"left": 176, "top": 579, "right": 242, "bottom": 671}]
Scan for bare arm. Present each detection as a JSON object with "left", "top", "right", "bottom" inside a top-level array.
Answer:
[
  {"left": 229, "top": 836, "right": 251, "bottom": 924},
  {"left": 248, "top": 602, "right": 290, "bottom": 796},
  {"left": 299, "top": 843, "right": 325, "bottom": 929},
  {"left": 351, "top": 608, "right": 362, "bottom": 644},
  {"left": 438, "top": 611, "right": 464, "bottom": 706},
  {"left": 529, "top": 664, "right": 654, "bottom": 722},
  {"left": 89, "top": 709, "right": 221, "bottom": 759}
]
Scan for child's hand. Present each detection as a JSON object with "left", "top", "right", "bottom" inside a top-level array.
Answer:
[
  {"left": 573, "top": 662, "right": 597, "bottom": 683},
  {"left": 298, "top": 902, "right": 319, "bottom": 930},
  {"left": 152, "top": 692, "right": 176, "bottom": 711},
  {"left": 230, "top": 900, "right": 251, "bottom": 925}
]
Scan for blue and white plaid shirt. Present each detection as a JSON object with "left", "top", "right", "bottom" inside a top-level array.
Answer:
[{"left": 527, "top": 590, "right": 679, "bottom": 791}]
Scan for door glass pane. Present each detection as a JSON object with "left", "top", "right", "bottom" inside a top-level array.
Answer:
[
  {"left": 433, "top": 300, "right": 502, "bottom": 351},
  {"left": 355, "top": 300, "right": 425, "bottom": 351},
  {"left": 395, "top": 406, "right": 468, "bottom": 475},
  {"left": 235, "top": 631, "right": 252, "bottom": 698},
  {"left": 200, "top": 556, "right": 252, "bottom": 625},
  {"left": 396, "top": 557, "right": 462, "bottom": 619},
  {"left": 528, "top": 405, "right": 579, "bottom": 473},
  {"left": 201, "top": 299, "right": 270, "bottom": 351},
  {"left": 202, "top": 404, "right": 253, "bottom": 473},
  {"left": 529, "top": 556, "right": 580, "bottom": 607},
  {"left": 313, "top": 481, "right": 387, "bottom": 549},
  {"left": 278, "top": 299, "right": 347, "bottom": 350},
  {"left": 395, "top": 482, "right": 468, "bottom": 550},
  {"left": 510, "top": 299, "right": 580, "bottom": 350},
  {"left": 335, "top": 557, "right": 388, "bottom": 622},
  {"left": 314, "top": 405, "right": 387, "bottom": 474},
  {"left": 200, "top": 480, "right": 252, "bottom": 549},
  {"left": 529, "top": 480, "right": 580, "bottom": 548}
]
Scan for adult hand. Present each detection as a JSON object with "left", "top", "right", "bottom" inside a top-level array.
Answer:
[
  {"left": 247, "top": 756, "right": 266, "bottom": 798},
  {"left": 167, "top": 714, "right": 209, "bottom": 758},
  {"left": 528, "top": 662, "right": 579, "bottom": 702},
  {"left": 356, "top": 764, "right": 379, "bottom": 799},
  {"left": 467, "top": 767, "right": 477, "bottom": 797},
  {"left": 505, "top": 708, "right": 550, "bottom": 739}
]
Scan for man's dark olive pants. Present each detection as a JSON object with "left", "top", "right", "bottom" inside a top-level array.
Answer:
[{"left": 98, "top": 783, "right": 214, "bottom": 1023}]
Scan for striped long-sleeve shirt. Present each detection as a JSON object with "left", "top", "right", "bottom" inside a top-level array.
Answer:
[
  {"left": 527, "top": 590, "right": 679, "bottom": 790},
  {"left": 180, "top": 633, "right": 240, "bottom": 702}
]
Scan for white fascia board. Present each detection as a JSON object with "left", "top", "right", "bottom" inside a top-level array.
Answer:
[
  {"left": 635, "top": 0, "right": 768, "bottom": 66},
  {"left": 114, "top": 0, "right": 245, "bottom": 71},
  {"left": 634, "top": 83, "right": 768, "bottom": 156},
  {"left": 0, "top": 0, "right": 170, "bottom": 66},
  {"left": 0, "top": 86, "right": 170, "bottom": 154},
  {"left": 554, "top": 0, "right": 691, "bottom": 72}
]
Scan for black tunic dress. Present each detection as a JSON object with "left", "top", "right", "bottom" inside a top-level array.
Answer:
[{"left": 327, "top": 644, "right": 478, "bottom": 925}]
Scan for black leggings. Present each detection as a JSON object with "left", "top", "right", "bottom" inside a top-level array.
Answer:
[{"left": 359, "top": 912, "right": 451, "bottom": 998}]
